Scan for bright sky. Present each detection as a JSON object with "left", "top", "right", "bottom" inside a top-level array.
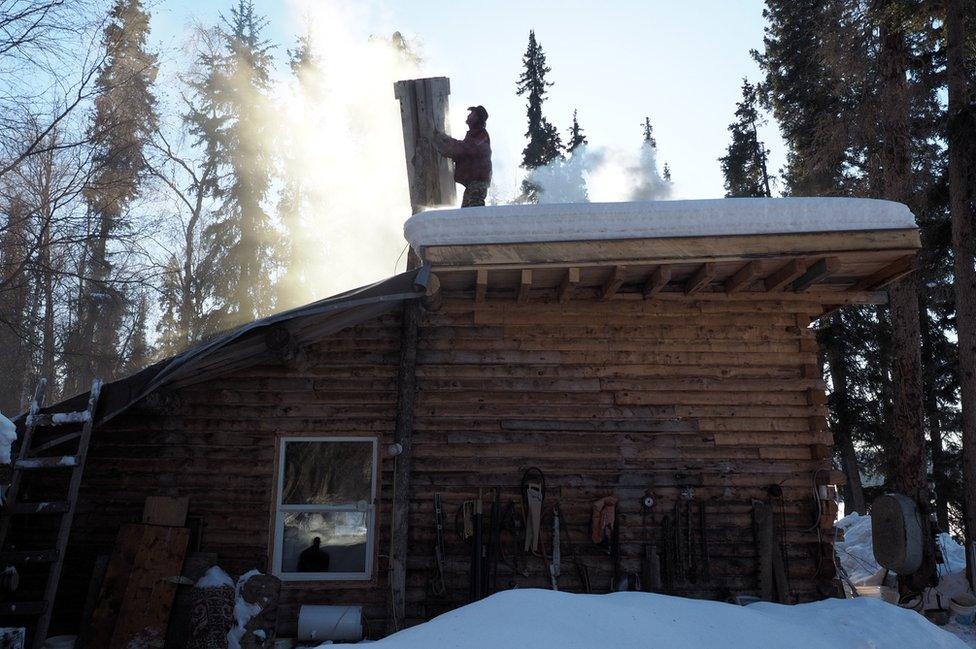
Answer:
[{"left": 150, "top": 0, "right": 786, "bottom": 200}]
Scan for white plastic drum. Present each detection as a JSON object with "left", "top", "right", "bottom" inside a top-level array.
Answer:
[{"left": 297, "top": 605, "right": 363, "bottom": 643}]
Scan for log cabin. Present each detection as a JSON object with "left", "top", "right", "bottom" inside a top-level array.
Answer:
[{"left": 7, "top": 194, "right": 920, "bottom": 641}]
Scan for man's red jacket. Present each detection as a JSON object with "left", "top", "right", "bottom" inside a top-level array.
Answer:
[{"left": 437, "top": 127, "right": 492, "bottom": 186}]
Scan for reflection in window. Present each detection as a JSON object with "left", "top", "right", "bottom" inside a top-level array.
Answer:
[
  {"left": 273, "top": 438, "right": 377, "bottom": 581},
  {"left": 282, "top": 441, "right": 373, "bottom": 505},
  {"left": 281, "top": 512, "right": 368, "bottom": 573}
]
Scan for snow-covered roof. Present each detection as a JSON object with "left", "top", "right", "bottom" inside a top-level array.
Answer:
[{"left": 404, "top": 198, "right": 917, "bottom": 249}]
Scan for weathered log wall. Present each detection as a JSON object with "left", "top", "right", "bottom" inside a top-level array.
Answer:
[
  {"left": 405, "top": 296, "right": 831, "bottom": 623},
  {"left": 53, "top": 293, "right": 832, "bottom": 637},
  {"left": 56, "top": 313, "right": 404, "bottom": 637}
]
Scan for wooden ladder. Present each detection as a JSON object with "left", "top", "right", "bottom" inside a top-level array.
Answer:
[{"left": 0, "top": 378, "right": 102, "bottom": 648}]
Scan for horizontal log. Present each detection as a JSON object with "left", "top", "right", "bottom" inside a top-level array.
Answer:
[
  {"left": 417, "top": 364, "right": 804, "bottom": 380},
  {"left": 617, "top": 391, "right": 810, "bottom": 406}
]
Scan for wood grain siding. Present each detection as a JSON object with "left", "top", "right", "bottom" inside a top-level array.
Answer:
[
  {"left": 52, "top": 294, "right": 831, "bottom": 638},
  {"left": 407, "top": 296, "right": 829, "bottom": 622},
  {"left": 57, "top": 314, "right": 404, "bottom": 637}
]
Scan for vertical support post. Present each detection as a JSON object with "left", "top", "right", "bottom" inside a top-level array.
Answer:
[
  {"left": 389, "top": 76, "right": 452, "bottom": 632},
  {"left": 393, "top": 77, "right": 457, "bottom": 213},
  {"left": 390, "top": 299, "right": 419, "bottom": 633}
]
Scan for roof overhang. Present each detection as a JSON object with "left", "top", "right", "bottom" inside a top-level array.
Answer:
[{"left": 404, "top": 198, "right": 920, "bottom": 301}]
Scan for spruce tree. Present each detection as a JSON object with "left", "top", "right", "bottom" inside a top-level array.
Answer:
[
  {"left": 189, "top": 0, "right": 276, "bottom": 333},
  {"left": 517, "top": 30, "right": 561, "bottom": 202},
  {"left": 566, "top": 109, "right": 587, "bottom": 154},
  {"left": 758, "top": 0, "right": 869, "bottom": 510},
  {"left": 758, "top": 0, "right": 958, "bottom": 528},
  {"left": 875, "top": 0, "right": 937, "bottom": 589},
  {"left": 662, "top": 162, "right": 672, "bottom": 183},
  {"left": 67, "top": 0, "right": 157, "bottom": 392},
  {"left": 719, "top": 79, "right": 773, "bottom": 197},
  {"left": 642, "top": 117, "right": 656, "bottom": 148},
  {"left": 946, "top": 0, "right": 976, "bottom": 550},
  {"left": 122, "top": 292, "right": 152, "bottom": 375},
  {"left": 276, "top": 29, "right": 319, "bottom": 309},
  {"left": 630, "top": 116, "right": 671, "bottom": 200},
  {"left": 756, "top": 0, "right": 854, "bottom": 195}
]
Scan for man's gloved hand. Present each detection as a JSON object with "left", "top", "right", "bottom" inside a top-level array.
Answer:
[{"left": 432, "top": 130, "right": 452, "bottom": 146}]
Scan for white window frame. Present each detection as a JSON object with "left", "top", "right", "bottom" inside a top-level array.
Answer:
[{"left": 272, "top": 436, "right": 378, "bottom": 582}]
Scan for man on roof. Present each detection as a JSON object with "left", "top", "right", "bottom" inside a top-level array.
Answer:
[{"left": 433, "top": 105, "right": 492, "bottom": 208}]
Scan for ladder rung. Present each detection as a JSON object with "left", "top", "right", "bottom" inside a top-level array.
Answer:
[
  {"left": 27, "top": 411, "right": 90, "bottom": 428},
  {"left": 13, "top": 456, "right": 78, "bottom": 470},
  {"left": 0, "top": 601, "right": 46, "bottom": 615},
  {"left": 0, "top": 549, "right": 58, "bottom": 564},
  {"left": 4, "top": 501, "right": 70, "bottom": 515}
]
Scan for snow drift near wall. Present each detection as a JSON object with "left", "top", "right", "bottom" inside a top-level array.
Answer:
[
  {"left": 354, "top": 589, "right": 966, "bottom": 649},
  {"left": 0, "top": 413, "right": 16, "bottom": 464}
]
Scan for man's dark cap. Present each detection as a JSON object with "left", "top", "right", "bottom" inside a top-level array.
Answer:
[{"left": 467, "top": 105, "right": 488, "bottom": 123}]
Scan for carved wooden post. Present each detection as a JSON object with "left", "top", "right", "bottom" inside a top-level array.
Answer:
[
  {"left": 389, "top": 77, "right": 452, "bottom": 633},
  {"left": 393, "top": 77, "right": 456, "bottom": 213}
]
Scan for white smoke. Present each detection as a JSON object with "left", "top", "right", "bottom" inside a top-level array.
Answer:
[
  {"left": 275, "top": 1, "right": 431, "bottom": 301},
  {"left": 528, "top": 141, "right": 673, "bottom": 204}
]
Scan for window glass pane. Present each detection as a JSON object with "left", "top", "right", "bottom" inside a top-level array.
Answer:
[
  {"left": 282, "top": 441, "right": 372, "bottom": 505},
  {"left": 281, "top": 511, "right": 368, "bottom": 574}
]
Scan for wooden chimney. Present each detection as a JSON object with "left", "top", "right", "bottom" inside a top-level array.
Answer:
[{"left": 393, "top": 77, "right": 456, "bottom": 213}]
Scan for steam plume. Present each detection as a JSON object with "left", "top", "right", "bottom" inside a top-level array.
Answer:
[
  {"left": 527, "top": 141, "right": 673, "bottom": 204},
  {"left": 276, "top": 1, "right": 428, "bottom": 302}
]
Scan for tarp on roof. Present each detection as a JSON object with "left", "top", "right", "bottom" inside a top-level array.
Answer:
[{"left": 15, "top": 268, "right": 428, "bottom": 431}]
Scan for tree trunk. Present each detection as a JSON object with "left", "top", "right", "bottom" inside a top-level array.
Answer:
[
  {"left": 918, "top": 291, "right": 951, "bottom": 531},
  {"left": 823, "top": 315, "right": 866, "bottom": 514},
  {"left": 946, "top": 0, "right": 976, "bottom": 572},
  {"left": 877, "top": 4, "right": 937, "bottom": 591},
  {"left": 0, "top": 197, "right": 31, "bottom": 415},
  {"left": 40, "top": 220, "right": 56, "bottom": 392}
]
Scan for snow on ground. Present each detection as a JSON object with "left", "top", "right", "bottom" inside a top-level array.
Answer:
[
  {"left": 836, "top": 513, "right": 976, "bottom": 647},
  {"left": 359, "top": 589, "right": 965, "bottom": 649},
  {"left": 0, "top": 412, "right": 16, "bottom": 464}
]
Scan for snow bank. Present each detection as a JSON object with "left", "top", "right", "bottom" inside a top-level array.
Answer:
[
  {"left": 404, "top": 197, "right": 916, "bottom": 249},
  {"left": 835, "top": 513, "right": 976, "bottom": 647},
  {"left": 362, "top": 589, "right": 965, "bottom": 649},
  {"left": 0, "top": 412, "right": 16, "bottom": 464},
  {"left": 835, "top": 513, "right": 884, "bottom": 585},
  {"left": 836, "top": 513, "right": 969, "bottom": 586}
]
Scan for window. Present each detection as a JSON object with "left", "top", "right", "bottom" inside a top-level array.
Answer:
[{"left": 272, "top": 437, "right": 378, "bottom": 581}]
